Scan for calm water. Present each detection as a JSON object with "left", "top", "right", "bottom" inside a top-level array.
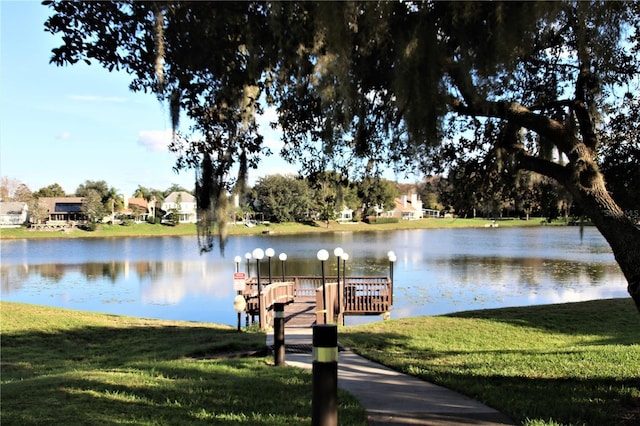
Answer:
[{"left": 0, "top": 227, "right": 628, "bottom": 326}]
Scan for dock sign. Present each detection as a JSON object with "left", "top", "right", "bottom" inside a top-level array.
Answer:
[{"left": 233, "top": 272, "right": 246, "bottom": 291}]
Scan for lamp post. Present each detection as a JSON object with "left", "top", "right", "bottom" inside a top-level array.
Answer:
[
  {"left": 244, "top": 252, "right": 252, "bottom": 326},
  {"left": 253, "top": 248, "right": 265, "bottom": 329},
  {"left": 333, "top": 247, "right": 343, "bottom": 325},
  {"left": 279, "top": 252, "right": 287, "bottom": 282},
  {"left": 244, "top": 252, "right": 251, "bottom": 275},
  {"left": 387, "top": 250, "right": 396, "bottom": 305},
  {"left": 340, "top": 252, "right": 349, "bottom": 325},
  {"left": 317, "top": 249, "right": 329, "bottom": 324},
  {"left": 234, "top": 256, "right": 242, "bottom": 331},
  {"left": 265, "top": 248, "right": 275, "bottom": 285}
]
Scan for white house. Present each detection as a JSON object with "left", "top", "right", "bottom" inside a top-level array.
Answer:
[
  {"left": 161, "top": 191, "right": 197, "bottom": 223},
  {"left": 336, "top": 205, "right": 354, "bottom": 223},
  {"left": 392, "top": 193, "right": 423, "bottom": 220},
  {"left": 0, "top": 202, "right": 28, "bottom": 228}
]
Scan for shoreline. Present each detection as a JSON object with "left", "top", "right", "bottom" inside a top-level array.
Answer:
[{"left": 0, "top": 217, "right": 567, "bottom": 240}]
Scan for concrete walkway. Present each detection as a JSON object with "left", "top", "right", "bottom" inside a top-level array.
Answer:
[{"left": 266, "top": 328, "right": 515, "bottom": 426}]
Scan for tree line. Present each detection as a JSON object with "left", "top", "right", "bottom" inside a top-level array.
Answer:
[{"left": 2, "top": 167, "right": 586, "bottom": 226}]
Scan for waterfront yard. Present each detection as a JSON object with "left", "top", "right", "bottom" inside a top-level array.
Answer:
[{"left": 2, "top": 299, "right": 638, "bottom": 425}]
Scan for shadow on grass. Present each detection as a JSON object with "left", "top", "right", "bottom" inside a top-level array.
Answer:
[
  {"left": 339, "top": 299, "right": 640, "bottom": 425},
  {"left": 1, "top": 323, "right": 366, "bottom": 425},
  {"left": 447, "top": 298, "right": 640, "bottom": 346},
  {"left": 340, "top": 328, "right": 639, "bottom": 425}
]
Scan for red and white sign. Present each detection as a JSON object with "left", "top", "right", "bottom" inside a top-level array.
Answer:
[{"left": 233, "top": 272, "right": 247, "bottom": 291}]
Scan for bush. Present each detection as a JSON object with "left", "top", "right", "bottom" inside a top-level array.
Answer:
[
  {"left": 364, "top": 217, "right": 399, "bottom": 224},
  {"left": 80, "top": 222, "right": 98, "bottom": 231}
]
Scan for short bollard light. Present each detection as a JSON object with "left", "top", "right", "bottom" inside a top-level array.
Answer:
[
  {"left": 312, "top": 324, "right": 338, "bottom": 426},
  {"left": 273, "top": 302, "right": 286, "bottom": 366},
  {"left": 233, "top": 294, "right": 247, "bottom": 328}
]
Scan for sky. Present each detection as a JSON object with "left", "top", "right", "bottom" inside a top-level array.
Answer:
[{"left": 0, "top": 1, "right": 301, "bottom": 198}]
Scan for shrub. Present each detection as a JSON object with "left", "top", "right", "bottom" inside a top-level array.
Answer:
[
  {"left": 364, "top": 217, "right": 399, "bottom": 224},
  {"left": 81, "top": 222, "right": 98, "bottom": 231}
]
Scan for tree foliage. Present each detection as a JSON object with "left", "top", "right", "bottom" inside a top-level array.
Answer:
[
  {"left": 81, "top": 189, "right": 107, "bottom": 225},
  {"left": 251, "top": 174, "right": 313, "bottom": 223},
  {"left": 44, "top": 1, "right": 640, "bottom": 310},
  {"left": 0, "top": 177, "right": 31, "bottom": 202},
  {"left": 33, "top": 183, "right": 66, "bottom": 198}
]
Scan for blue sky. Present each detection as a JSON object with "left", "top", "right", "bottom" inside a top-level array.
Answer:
[{"left": 0, "top": 1, "right": 299, "bottom": 198}]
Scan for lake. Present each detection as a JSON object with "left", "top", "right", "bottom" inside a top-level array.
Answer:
[{"left": 0, "top": 226, "right": 629, "bottom": 326}]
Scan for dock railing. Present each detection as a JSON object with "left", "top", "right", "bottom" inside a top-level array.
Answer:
[
  {"left": 244, "top": 275, "right": 392, "bottom": 330},
  {"left": 243, "top": 280, "right": 295, "bottom": 329}
]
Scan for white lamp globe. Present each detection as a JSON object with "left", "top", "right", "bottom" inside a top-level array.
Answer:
[
  {"left": 252, "top": 248, "right": 264, "bottom": 260},
  {"left": 279, "top": 253, "right": 287, "bottom": 261},
  {"left": 317, "top": 249, "right": 329, "bottom": 261},
  {"left": 265, "top": 248, "right": 275, "bottom": 258},
  {"left": 234, "top": 256, "right": 242, "bottom": 263},
  {"left": 342, "top": 253, "right": 349, "bottom": 261},
  {"left": 245, "top": 252, "right": 252, "bottom": 260},
  {"left": 334, "top": 247, "right": 344, "bottom": 257}
]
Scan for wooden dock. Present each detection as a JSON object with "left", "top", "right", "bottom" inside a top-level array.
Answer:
[
  {"left": 242, "top": 275, "right": 392, "bottom": 330},
  {"left": 281, "top": 296, "right": 317, "bottom": 328}
]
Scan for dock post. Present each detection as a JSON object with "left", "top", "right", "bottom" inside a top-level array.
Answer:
[
  {"left": 274, "top": 302, "right": 285, "bottom": 366},
  {"left": 312, "top": 324, "right": 338, "bottom": 426}
]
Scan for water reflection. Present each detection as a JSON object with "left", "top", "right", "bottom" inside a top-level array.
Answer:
[{"left": 0, "top": 227, "right": 629, "bottom": 326}]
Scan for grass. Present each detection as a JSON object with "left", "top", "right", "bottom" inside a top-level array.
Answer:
[
  {"left": 4, "top": 300, "right": 636, "bottom": 425},
  {"left": 339, "top": 298, "right": 640, "bottom": 426},
  {"left": 0, "top": 216, "right": 552, "bottom": 240},
  {"left": 0, "top": 302, "right": 367, "bottom": 426}
]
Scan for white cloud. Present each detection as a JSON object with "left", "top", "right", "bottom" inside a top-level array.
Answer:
[
  {"left": 56, "top": 131, "right": 70, "bottom": 140},
  {"left": 137, "top": 129, "right": 173, "bottom": 152}
]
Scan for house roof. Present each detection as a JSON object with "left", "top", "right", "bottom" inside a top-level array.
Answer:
[
  {"left": 394, "top": 197, "right": 420, "bottom": 212},
  {"left": 38, "top": 197, "right": 84, "bottom": 213},
  {"left": 164, "top": 191, "right": 196, "bottom": 203},
  {"left": 0, "top": 202, "right": 27, "bottom": 215},
  {"left": 128, "top": 198, "right": 148, "bottom": 209}
]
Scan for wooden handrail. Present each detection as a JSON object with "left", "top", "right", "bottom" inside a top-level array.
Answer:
[{"left": 243, "top": 275, "right": 393, "bottom": 330}]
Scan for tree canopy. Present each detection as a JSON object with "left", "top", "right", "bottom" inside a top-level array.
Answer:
[{"left": 44, "top": 1, "right": 640, "bottom": 311}]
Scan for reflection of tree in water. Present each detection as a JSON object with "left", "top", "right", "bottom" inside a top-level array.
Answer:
[
  {"left": 446, "top": 256, "right": 614, "bottom": 289},
  {"left": 80, "top": 262, "right": 124, "bottom": 283},
  {"left": 1, "top": 264, "right": 30, "bottom": 293},
  {"left": 2, "top": 261, "right": 190, "bottom": 291},
  {"left": 35, "top": 264, "right": 65, "bottom": 282}
]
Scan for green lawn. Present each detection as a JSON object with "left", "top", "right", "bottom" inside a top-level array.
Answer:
[
  {"left": 0, "top": 216, "right": 553, "bottom": 240},
  {"left": 4, "top": 299, "right": 636, "bottom": 425},
  {"left": 0, "top": 303, "right": 366, "bottom": 425},
  {"left": 339, "top": 298, "right": 640, "bottom": 426}
]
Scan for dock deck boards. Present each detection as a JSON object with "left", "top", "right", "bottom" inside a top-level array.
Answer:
[{"left": 282, "top": 296, "right": 316, "bottom": 328}]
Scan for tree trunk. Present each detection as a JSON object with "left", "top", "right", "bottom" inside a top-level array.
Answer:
[
  {"left": 453, "top": 100, "right": 640, "bottom": 312},
  {"left": 558, "top": 148, "right": 640, "bottom": 313}
]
